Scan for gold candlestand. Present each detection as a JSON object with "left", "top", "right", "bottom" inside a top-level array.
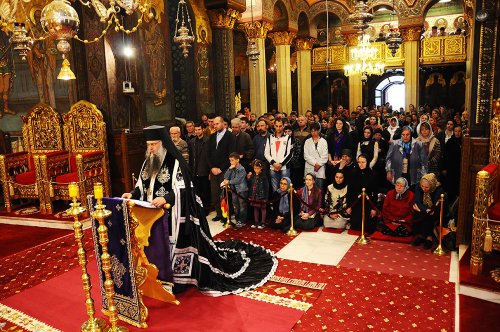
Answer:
[
  {"left": 355, "top": 188, "right": 371, "bottom": 245},
  {"left": 223, "top": 185, "right": 232, "bottom": 229},
  {"left": 433, "top": 194, "right": 447, "bottom": 256},
  {"left": 67, "top": 182, "right": 107, "bottom": 332},
  {"left": 92, "top": 183, "right": 128, "bottom": 332},
  {"left": 286, "top": 185, "right": 298, "bottom": 236}
]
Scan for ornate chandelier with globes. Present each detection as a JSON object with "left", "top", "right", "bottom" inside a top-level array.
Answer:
[{"left": 343, "top": 0, "right": 386, "bottom": 83}]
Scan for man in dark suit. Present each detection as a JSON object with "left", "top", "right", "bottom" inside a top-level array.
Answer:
[
  {"left": 231, "top": 117, "right": 255, "bottom": 172},
  {"left": 189, "top": 122, "right": 210, "bottom": 212},
  {"left": 208, "top": 116, "right": 236, "bottom": 221}
]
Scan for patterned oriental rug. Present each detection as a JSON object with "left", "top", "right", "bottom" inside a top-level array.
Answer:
[
  {"left": 339, "top": 240, "right": 451, "bottom": 281},
  {"left": 214, "top": 225, "right": 296, "bottom": 253},
  {"left": 0, "top": 224, "right": 71, "bottom": 259},
  {"left": 282, "top": 260, "right": 455, "bottom": 331}
]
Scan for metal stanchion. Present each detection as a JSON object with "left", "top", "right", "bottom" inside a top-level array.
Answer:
[
  {"left": 92, "top": 183, "right": 128, "bottom": 332},
  {"left": 355, "top": 188, "right": 371, "bottom": 245},
  {"left": 286, "top": 184, "right": 298, "bottom": 236},
  {"left": 223, "top": 184, "right": 232, "bottom": 229},
  {"left": 433, "top": 194, "right": 447, "bottom": 256},
  {"left": 67, "top": 182, "right": 107, "bottom": 332}
]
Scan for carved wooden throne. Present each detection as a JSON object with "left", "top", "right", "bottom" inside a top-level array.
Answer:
[
  {"left": 41, "top": 100, "right": 111, "bottom": 214},
  {"left": 0, "top": 103, "right": 67, "bottom": 213},
  {"left": 471, "top": 98, "right": 500, "bottom": 280}
]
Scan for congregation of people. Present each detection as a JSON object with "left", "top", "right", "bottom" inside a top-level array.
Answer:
[{"left": 181, "top": 102, "right": 464, "bottom": 251}]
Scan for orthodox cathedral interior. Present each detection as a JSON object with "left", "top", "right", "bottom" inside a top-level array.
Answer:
[{"left": 0, "top": 0, "right": 499, "bottom": 331}]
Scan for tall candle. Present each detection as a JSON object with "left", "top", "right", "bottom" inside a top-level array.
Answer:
[
  {"left": 68, "top": 182, "right": 79, "bottom": 198},
  {"left": 94, "top": 183, "right": 103, "bottom": 199}
]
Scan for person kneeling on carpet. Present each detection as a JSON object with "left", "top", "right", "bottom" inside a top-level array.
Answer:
[
  {"left": 380, "top": 177, "right": 415, "bottom": 237},
  {"left": 412, "top": 173, "right": 445, "bottom": 250},
  {"left": 122, "top": 125, "right": 277, "bottom": 296},
  {"left": 295, "top": 173, "right": 322, "bottom": 231},
  {"left": 269, "top": 177, "right": 292, "bottom": 232},
  {"left": 323, "top": 170, "right": 350, "bottom": 230}
]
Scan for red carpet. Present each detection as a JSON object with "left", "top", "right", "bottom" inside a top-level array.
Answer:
[
  {"left": 459, "top": 246, "right": 500, "bottom": 292},
  {"left": 319, "top": 227, "right": 344, "bottom": 234},
  {"left": 214, "top": 225, "right": 295, "bottom": 253},
  {"left": 271, "top": 259, "right": 455, "bottom": 331},
  {"left": 1, "top": 259, "right": 306, "bottom": 332},
  {"left": 0, "top": 224, "right": 71, "bottom": 259},
  {"left": 348, "top": 229, "right": 412, "bottom": 243},
  {"left": 459, "top": 295, "right": 500, "bottom": 331},
  {"left": 0, "top": 203, "right": 75, "bottom": 222},
  {"left": 0, "top": 229, "right": 94, "bottom": 300},
  {"left": 339, "top": 240, "right": 451, "bottom": 281}
]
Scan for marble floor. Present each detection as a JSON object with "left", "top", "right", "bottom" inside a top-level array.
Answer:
[{"left": 206, "top": 213, "right": 500, "bottom": 332}]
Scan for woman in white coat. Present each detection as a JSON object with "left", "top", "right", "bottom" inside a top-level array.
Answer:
[{"left": 303, "top": 122, "right": 329, "bottom": 191}]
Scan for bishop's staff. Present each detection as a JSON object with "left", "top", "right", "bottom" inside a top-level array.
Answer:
[{"left": 67, "top": 182, "right": 107, "bottom": 332}]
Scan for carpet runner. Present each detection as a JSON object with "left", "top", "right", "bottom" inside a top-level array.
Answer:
[
  {"left": 459, "top": 295, "right": 500, "bottom": 331},
  {"left": 339, "top": 240, "right": 451, "bottom": 281},
  {"left": 0, "top": 224, "right": 71, "bottom": 259}
]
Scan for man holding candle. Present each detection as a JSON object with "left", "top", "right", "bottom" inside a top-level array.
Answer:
[{"left": 122, "top": 125, "right": 277, "bottom": 296}]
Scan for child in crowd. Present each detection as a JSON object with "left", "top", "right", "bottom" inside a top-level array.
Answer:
[
  {"left": 247, "top": 159, "right": 269, "bottom": 229},
  {"left": 223, "top": 153, "right": 248, "bottom": 228}
]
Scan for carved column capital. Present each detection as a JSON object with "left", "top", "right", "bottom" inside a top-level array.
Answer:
[
  {"left": 400, "top": 26, "right": 423, "bottom": 41},
  {"left": 268, "top": 31, "right": 297, "bottom": 46},
  {"left": 208, "top": 8, "right": 242, "bottom": 29},
  {"left": 238, "top": 21, "right": 273, "bottom": 39},
  {"left": 344, "top": 33, "right": 359, "bottom": 47},
  {"left": 295, "top": 37, "right": 316, "bottom": 51}
]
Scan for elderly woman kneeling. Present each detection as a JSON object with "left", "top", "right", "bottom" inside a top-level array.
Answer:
[{"left": 381, "top": 177, "right": 415, "bottom": 237}]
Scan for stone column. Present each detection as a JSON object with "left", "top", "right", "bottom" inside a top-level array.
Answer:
[
  {"left": 400, "top": 26, "right": 422, "bottom": 110},
  {"left": 268, "top": 31, "right": 296, "bottom": 114},
  {"left": 295, "top": 38, "right": 314, "bottom": 115},
  {"left": 345, "top": 33, "right": 362, "bottom": 111},
  {"left": 208, "top": 9, "right": 242, "bottom": 119},
  {"left": 238, "top": 21, "right": 273, "bottom": 116}
]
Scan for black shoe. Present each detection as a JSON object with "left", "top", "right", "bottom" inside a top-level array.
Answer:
[
  {"left": 411, "top": 235, "right": 424, "bottom": 246},
  {"left": 172, "top": 283, "right": 187, "bottom": 294},
  {"left": 212, "top": 216, "right": 222, "bottom": 222},
  {"left": 423, "top": 239, "right": 433, "bottom": 250}
]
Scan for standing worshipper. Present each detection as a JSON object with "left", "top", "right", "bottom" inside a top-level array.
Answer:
[
  {"left": 303, "top": 122, "right": 328, "bottom": 191},
  {"left": 208, "top": 116, "right": 236, "bottom": 222},
  {"left": 253, "top": 119, "right": 270, "bottom": 167},
  {"left": 223, "top": 153, "right": 248, "bottom": 228},
  {"left": 122, "top": 125, "right": 277, "bottom": 295},
  {"left": 264, "top": 119, "right": 294, "bottom": 192},
  {"left": 188, "top": 123, "right": 210, "bottom": 211},
  {"left": 386, "top": 126, "right": 427, "bottom": 188},
  {"left": 416, "top": 122, "right": 441, "bottom": 178},
  {"left": 443, "top": 125, "right": 463, "bottom": 201},
  {"left": 356, "top": 126, "right": 379, "bottom": 170},
  {"left": 231, "top": 117, "right": 255, "bottom": 172},
  {"left": 170, "top": 126, "right": 189, "bottom": 163}
]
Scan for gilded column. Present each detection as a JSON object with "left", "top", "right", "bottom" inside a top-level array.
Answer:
[
  {"left": 238, "top": 21, "right": 273, "bottom": 116},
  {"left": 208, "top": 9, "right": 242, "bottom": 118},
  {"left": 268, "top": 31, "right": 296, "bottom": 114},
  {"left": 295, "top": 38, "right": 315, "bottom": 115},
  {"left": 345, "top": 33, "right": 362, "bottom": 111},
  {"left": 400, "top": 26, "right": 422, "bottom": 109}
]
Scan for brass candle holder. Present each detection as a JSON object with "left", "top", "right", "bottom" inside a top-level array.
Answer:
[
  {"left": 223, "top": 184, "right": 232, "bottom": 229},
  {"left": 91, "top": 183, "right": 128, "bottom": 332},
  {"left": 355, "top": 188, "right": 371, "bottom": 245},
  {"left": 433, "top": 194, "right": 447, "bottom": 256},
  {"left": 67, "top": 182, "right": 108, "bottom": 332},
  {"left": 286, "top": 185, "right": 298, "bottom": 236}
]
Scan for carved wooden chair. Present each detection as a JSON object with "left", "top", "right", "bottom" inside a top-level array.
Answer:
[
  {"left": 41, "top": 100, "right": 111, "bottom": 213},
  {"left": 471, "top": 98, "right": 500, "bottom": 280},
  {"left": 0, "top": 103, "right": 68, "bottom": 213}
]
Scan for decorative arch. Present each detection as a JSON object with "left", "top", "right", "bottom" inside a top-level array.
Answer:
[
  {"left": 271, "top": 0, "right": 292, "bottom": 31},
  {"left": 297, "top": 11, "right": 311, "bottom": 37},
  {"left": 309, "top": 1, "right": 350, "bottom": 24},
  {"left": 294, "top": 0, "right": 312, "bottom": 34}
]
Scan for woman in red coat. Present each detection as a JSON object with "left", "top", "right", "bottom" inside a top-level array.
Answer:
[{"left": 381, "top": 177, "right": 415, "bottom": 237}]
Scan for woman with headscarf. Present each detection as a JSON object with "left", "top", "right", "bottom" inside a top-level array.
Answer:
[
  {"left": 356, "top": 126, "right": 379, "bottom": 170},
  {"left": 295, "top": 173, "right": 322, "bottom": 230},
  {"left": 327, "top": 118, "right": 353, "bottom": 164},
  {"left": 412, "top": 173, "right": 445, "bottom": 249},
  {"left": 323, "top": 170, "right": 350, "bottom": 229},
  {"left": 346, "top": 155, "right": 377, "bottom": 233},
  {"left": 269, "top": 177, "right": 293, "bottom": 232},
  {"left": 386, "top": 126, "right": 428, "bottom": 188},
  {"left": 416, "top": 121, "right": 441, "bottom": 177},
  {"left": 381, "top": 177, "right": 415, "bottom": 237},
  {"left": 382, "top": 116, "right": 402, "bottom": 143}
]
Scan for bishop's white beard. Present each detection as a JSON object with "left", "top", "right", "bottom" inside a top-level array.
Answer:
[{"left": 144, "top": 147, "right": 165, "bottom": 176}]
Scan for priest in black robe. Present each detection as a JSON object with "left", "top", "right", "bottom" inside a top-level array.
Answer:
[{"left": 123, "top": 125, "right": 277, "bottom": 296}]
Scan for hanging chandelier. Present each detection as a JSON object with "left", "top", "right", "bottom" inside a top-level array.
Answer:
[
  {"left": 344, "top": 0, "right": 385, "bottom": 83},
  {"left": 385, "top": 0, "right": 403, "bottom": 57},
  {"left": 9, "top": 23, "right": 32, "bottom": 61},
  {"left": 173, "top": 0, "right": 195, "bottom": 58},
  {"left": 245, "top": 0, "right": 260, "bottom": 67}
]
